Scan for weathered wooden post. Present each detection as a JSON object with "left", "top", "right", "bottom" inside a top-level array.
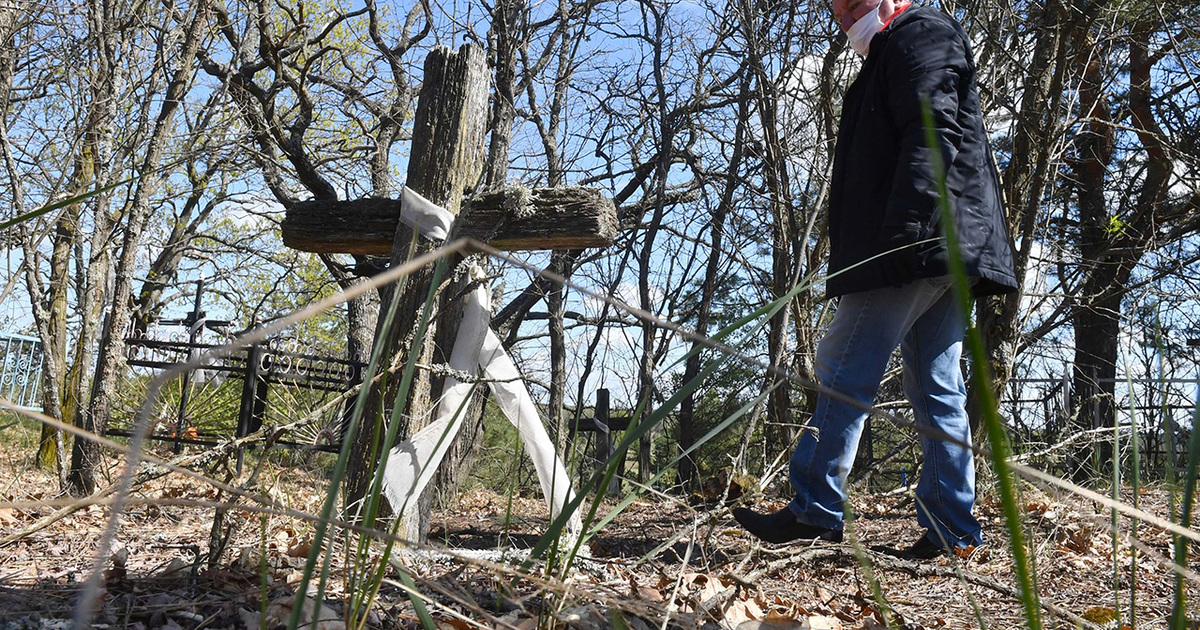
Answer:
[
  {"left": 344, "top": 44, "right": 489, "bottom": 541},
  {"left": 568, "top": 388, "right": 628, "bottom": 494},
  {"left": 281, "top": 44, "right": 617, "bottom": 544}
]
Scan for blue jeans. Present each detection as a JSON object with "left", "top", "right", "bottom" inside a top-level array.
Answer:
[{"left": 788, "top": 277, "right": 983, "bottom": 547}]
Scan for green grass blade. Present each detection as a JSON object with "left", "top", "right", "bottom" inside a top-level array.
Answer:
[
  {"left": 1171, "top": 381, "right": 1200, "bottom": 630},
  {"left": 920, "top": 97, "right": 1042, "bottom": 629},
  {"left": 0, "top": 176, "right": 132, "bottom": 232},
  {"left": 502, "top": 269, "right": 819, "bottom": 585},
  {"left": 392, "top": 564, "right": 437, "bottom": 628},
  {"left": 844, "top": 503, "right": 896, "bottom": 629},
  {"left": 628, "top": 382, "right": 784, "bottom": 567},
  {"left": 342, "top": 265, "right": 450, "bottom": 630},
  {"left": 1128, "top": 354, "right": 1143, "bottom": 629},
  {"left": 354, "top": 382, "right": 482, "bottom": 625},
  {"left": 1111, "top": 394, "right": 1121, "bottom": 622},
  {"left": 286, "top": 240, "right": 441, "bottom": 630}
]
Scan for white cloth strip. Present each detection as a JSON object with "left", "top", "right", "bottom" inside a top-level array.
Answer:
[
  {"left": 382, "top": 191, "right": 582, "bottom": 539},
  {"left": 479, "top": 327, "right": 582, "bottom": 535},
  {"left": 400, "top": 186, "right": 455, "bottom": 241},
  {"left": 381, "top": 276, "right": 491, "bottom": 516}
]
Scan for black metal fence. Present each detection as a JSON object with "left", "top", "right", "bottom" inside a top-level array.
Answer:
[{"left": 111, "top": 320, "right": 365, "bottom": 465}]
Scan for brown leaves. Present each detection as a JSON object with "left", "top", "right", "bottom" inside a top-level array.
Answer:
[
  {"left": 433, "top": 615, "right": 478, "bottom": 630},
  {"left": 105, "top": 546, "right": 129, "bottom": 583},
  {"left": 287, "top": 534, "right": 314, "bottom": 558},
  {"left": 1080, "top": 606, "right": 1132, "bottom": 630},
  {"left": 734, "top": 611, "right": 844, "bottom": 630},
  {"left": 1057, "top": 522, "right": 1095, "bottom": 553},
  {"left": 629, "top": 575, "right": 664, "bottom": 602},
  {"left": 265, "top": 593, "right": 345, "bottom": 630},
  {"left": 645, "top": 572, "right": 849, "bottom": 630}
]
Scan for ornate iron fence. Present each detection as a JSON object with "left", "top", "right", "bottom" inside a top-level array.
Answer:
[{"left": 0, "top": 333, "right": 43, "bottom": 409}]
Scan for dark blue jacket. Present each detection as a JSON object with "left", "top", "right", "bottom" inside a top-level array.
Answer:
[{"left": 825, "top": 5, "right": 1018, "bottom": 298}]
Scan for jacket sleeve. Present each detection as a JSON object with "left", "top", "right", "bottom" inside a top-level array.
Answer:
[{"left": 880, "top": 19, "right": 970, "bottom": 248}]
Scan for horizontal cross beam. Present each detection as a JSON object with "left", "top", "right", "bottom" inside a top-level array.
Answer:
[{"left": 281, "top": 185, "right": 617, "bottom": 255}]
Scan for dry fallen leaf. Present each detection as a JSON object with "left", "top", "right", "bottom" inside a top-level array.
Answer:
[
  {"left": 735, "top": 618, "right": 808, "bottom": 630},
  {"left": 1058, "top": 523, "right": 1094, "bottom": 553},
  {"left": 266, "top": 593, "right": 345, "bottom": 630},
  {"left": 630, "top": 575, "right": 664, "bottom": 602},
  {"left": 1081, "top": 606, "right": 1119, "bottom": 625},
  {"left": 725, "top": 597, "right": 765, "bottom": 625},
  {"left": 288, "top": 535, "right": 313, "bottom": 558},
  {"left": 435, "top": 616, "right": 474, "bottom": 630},
  {"left": 806, "top": 614, "right": 842, "bottom": 630}
]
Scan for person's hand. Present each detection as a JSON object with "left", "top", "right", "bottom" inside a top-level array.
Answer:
[{"left": 880, "top": 225, "right": 922, "bottom": 286}]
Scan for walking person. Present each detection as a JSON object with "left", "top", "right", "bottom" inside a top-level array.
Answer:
[{"left": 733, "top": 0, "right": 1018, "bottom": 559}]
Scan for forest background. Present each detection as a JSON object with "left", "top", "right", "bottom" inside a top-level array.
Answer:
[{"left": 1, "top": 0, "right": 1199, "bottom": 626}]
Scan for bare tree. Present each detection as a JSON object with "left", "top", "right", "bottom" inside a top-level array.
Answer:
[{"left": 68, "top": 0, "right": 215, "bottom": 495}]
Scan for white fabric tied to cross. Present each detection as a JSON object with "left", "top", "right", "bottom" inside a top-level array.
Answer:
[
  {"left": 399, "top": 186, "right": 455, "bottom": 242},
  {"left": 382, "top": 187, "right": 583, "bottom": 539}
]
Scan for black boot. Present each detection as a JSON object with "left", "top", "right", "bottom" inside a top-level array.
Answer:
[
  {"left": 894, "top": 534, "right": 949, "bottom": 559},
  {"left": 874, "top": 531, "right": 966, "bottom": 560},
  {"left": 732, "top": 506, "right": 843, "bottom": 544}
]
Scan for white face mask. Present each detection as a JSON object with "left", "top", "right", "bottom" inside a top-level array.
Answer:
[{"left": 846, "top": 3, "right": 885, "bottom": 57}]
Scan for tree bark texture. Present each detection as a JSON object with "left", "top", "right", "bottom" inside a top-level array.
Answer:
[
  {"left": 0, "top": 3, "right": 65, "bottom": 477},
  {"left": 1064, "top": 12, "right": 1181, "bottom": 480},
  {"left": 63, "top": 0, "right": 125, "bottom": 496},
  {"left": 740, "top": 0, "right": 798, "bottom": 460},
  {"left": 484, "top": 0, "right": 522, "bottom": 188},
  {"left": 967, "top": 0, "right": 1067, "bottom": 437},
  {"left": 677, "top": 79, "right": 751, "bottom": 490},
  {"left": 547, "top": 252, "right": 572, "bottom": 456}
]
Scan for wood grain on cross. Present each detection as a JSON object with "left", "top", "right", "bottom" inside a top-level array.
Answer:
[{"left": 279, "top": 43, "right": 615, "bottom": 543}]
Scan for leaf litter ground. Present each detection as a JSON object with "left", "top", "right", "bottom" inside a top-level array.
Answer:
[{"left": 0, "top": 439, "right": 1196, "bottom": 629}]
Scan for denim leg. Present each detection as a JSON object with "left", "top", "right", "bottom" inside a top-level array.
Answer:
[
  {"left": 788, "top": 279, "right": 951, "bottom": 530},
  {"left": 900, "top": 288, "right": 983, "bottom": 547}
]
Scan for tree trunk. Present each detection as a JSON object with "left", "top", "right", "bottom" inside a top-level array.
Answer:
[
  {"left": 32, "top": 41, "right": 73, "bottom": 475},
  {"left": 1060, "top": 9, "right": 1185, "bottom": 482},
  {"left": 968, "top": 0, "right": 1068, "bottom": 437},
  {"left": 677, "top": 80, "right": 751, "bottom": 490},
  {"left": 740, "top": 0, "right": 797, "bottom": 461},
  {"left": 548, "top": 252, "right": 572, "bottom": 456},
  {"left": 69, "top": 0, "right": 211, "bottom": 495},
  {"left": 63, "top": 0, "right": 123, "bottom": 496},
  {"left": 1069, "top": 265, "right": 1129, "bottom": 480},
  {"left": 485, "top": 0, "right": 522, "bottom": 189}
]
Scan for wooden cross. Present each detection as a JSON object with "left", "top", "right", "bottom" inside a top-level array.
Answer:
[{"left": 279, "top": 43, "right": 616, "bottom": 541}]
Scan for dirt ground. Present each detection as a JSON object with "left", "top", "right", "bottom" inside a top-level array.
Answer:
[{"left": 0, "top": 427, "right": 1195, "bottom": 629}]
